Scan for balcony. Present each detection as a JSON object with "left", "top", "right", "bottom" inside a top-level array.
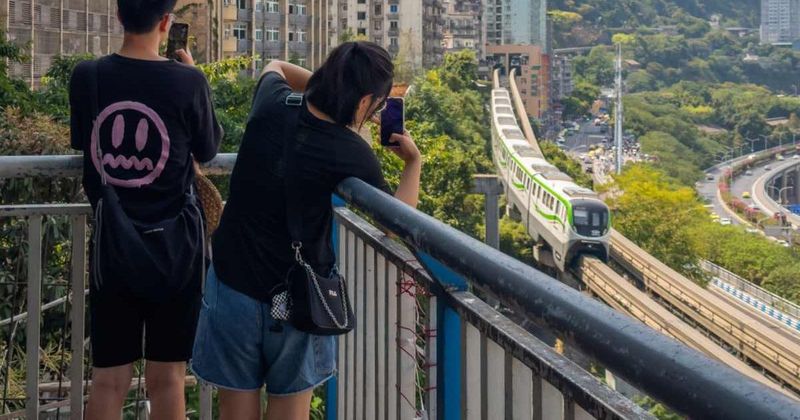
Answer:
[
  {"left": 223, "top": 4, "right": 238, "bottom": 20},
  {"left": 1, "top": 154, "right": 797, "bottom": 420},
  {"left": 222, "top": 36, "right": 237, "bottom": 52},
  {"left": 237, "top": 38, "right": 252, "bottom": 53}
]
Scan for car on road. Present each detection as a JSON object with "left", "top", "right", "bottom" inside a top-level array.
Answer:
[
  {"left": 745, "top": 228, "right": 760, "bottom": 234},
  {"left": 794, "top": 154, "right": 800, "bottom": 159},
  {"left": 557, "top": 137, "right": 566, "bottom": 144},
  {"left": 710, "top": 212, "right": 719, "bottom": 220},
  {"left": 719, "top": 217, "right": 732, "bottom": 225},
  {"left": 706, "top": 173, "right": 714, "bottom": 181},
  {"left": 777, "top": 154, "right": 785, "bottom": 161},
  {"left": 777, "top": 239, "right": 791, "bottom": 247},
  {"left": 765, "top": 166, "right": 772, "bottom": 171},
  {"left": 745, "top": 170, "right": 753, "bottom": 176},
  {"left": 742, "top": 191, "right": 751, "bottom": 199}
]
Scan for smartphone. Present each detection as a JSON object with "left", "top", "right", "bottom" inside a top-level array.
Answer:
[
  {"left": 380, "top": 97, "right": 404, "bottom": 146},
  {"left": 166, "top": 23, "right": 189, "bottom": 61}
]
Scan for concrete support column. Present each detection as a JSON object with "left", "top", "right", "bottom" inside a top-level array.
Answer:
[
  {"left": 782, "top": 172, "right": 789, "bottom": 204},
  {"left": 471, "top": 175, "right": 503, "bottom": 249},
  {"left": 795, "top": 169, "right": 800, "bottom": 204}
]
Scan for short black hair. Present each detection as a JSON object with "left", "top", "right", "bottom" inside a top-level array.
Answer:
[
  {"left": 117, "top": 0, "right": 177, "bottom": 34},
  {"left": 306, "top": 41, "right": 394, "bottom": 127}
]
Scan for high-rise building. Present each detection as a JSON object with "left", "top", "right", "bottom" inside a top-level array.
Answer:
[
  {"left": 1, "top": 0, "right": 124, "bottom": 86},
  {"left": 761, "top": 0, "right": 800, "bottom": 44},
  {"left": 551, "top": 53, "right": 573, "bottom": 101},
  {"left": 174, "top": 0, "right": 219, "bottom": 64},
  {"left": 327, "top": 0, "right": 444, "bottom": 72},
  {"left": 442, "top": 0, "right": 482, "bottom": 55},
  {"left": 219, "top": 0, "right": 329, "bottom": 70},
  {"left": 483, "top": 0, "right": 546, "bottom": 48},
  {"left": 486, "top": 44, "right": 549, "bottom": 119}
]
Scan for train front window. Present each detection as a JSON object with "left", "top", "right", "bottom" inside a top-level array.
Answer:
[{"left": 572, "top": 205, "right": 609, "bottom": 237}]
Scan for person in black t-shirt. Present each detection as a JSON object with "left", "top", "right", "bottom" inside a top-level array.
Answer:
[
  {"left": 190, "top": 42, "right": 421, "bottom": 419},
  {"left": 68, "top": 0, "right": 221, "bottom": 418}
]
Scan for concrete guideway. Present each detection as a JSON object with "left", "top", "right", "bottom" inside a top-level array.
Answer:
[{"left": 752, "top": 158, "right": 800, "bottom": 227}]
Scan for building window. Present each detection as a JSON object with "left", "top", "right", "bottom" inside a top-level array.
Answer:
[
  {"left": 233, "top": 22, "right": 247, "bottom": 39},
  {"left": 288, "top": 31, "right": 294, "bottom": 41},
  {"left": 298, "top": 58, "right": 307, "bottom": 67},
  {"left": 357, "top": 11, "right": 366, "bottom": 20},
  {"left": 266, "top": 0, "right": 278, "bottom": 12},
  {"left": 373, "top": 20, "right": 381, "bottom": 30},
  {"left": 357, "top": 28, "right": 366, "bottom": 36},
  {"left": 296, "top": 4, "right": 306, "bottom": 15},
  {"left": 254, "top": 58, "right": 263, "bottom": 69},
  {"left": 255, "top": 0, "right": 264, "bottom": 10},
  {"left": 374, "top": 4, "right": 381, "bottom": 14},
  {"left": 389, "top": 4, "right": 398, "bottom": 13},
  {"left": 224, "top": 24, "right": 232, "bottom": 38},
  {"left": 390, "top": 37, "right": 398, "bottom": 46},
  {"left": 266, "top": 28, "right": 279, "bottom": 41},
  {"left": 255, "top": 28, "right": 263, "bottom": 40},
  {"left": 389, "top": 20, "right": 398, "bottom": 29},
  {"left": 297, "top": 30, "right": 307, "bottom": 42},
  {"left": 288, "top": 4, "right": 294, "bottom": 13},
  {"left": 237, "top": 0, "right": 246, "bottom": 10},
  {"left": 357, "top": 0, "right": 365, "bottom": 3}
]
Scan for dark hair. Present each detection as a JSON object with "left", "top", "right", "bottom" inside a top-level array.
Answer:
[
  {"left": 117, "top": 0, "right": 177, "bottom": 34},
  {"left": 306, "top": 41, "right": 394, "bottom": 127}
]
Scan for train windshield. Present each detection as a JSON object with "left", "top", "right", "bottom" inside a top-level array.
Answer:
[{"left": 572, "top": 204, "right": 609, "bottom": 237}]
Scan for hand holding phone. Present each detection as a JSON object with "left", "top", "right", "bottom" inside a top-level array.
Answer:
[
  {"left": 166, "top": 23, "right": 189, "bottom": 61},
  {"left": 380, "top": 97, "right": 404, "bottom": 146}
]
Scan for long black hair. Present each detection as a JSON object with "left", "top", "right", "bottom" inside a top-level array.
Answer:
[{"left": 305, "top": 41, "right": 394, "bottom": 128}]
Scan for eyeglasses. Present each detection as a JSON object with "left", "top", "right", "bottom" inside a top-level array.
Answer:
[
  {"left": 374, "top": 98, "right": 388, "bottom": 114},
  {"left": 168, "top": 13, "right": 176, "bottom": 22}
]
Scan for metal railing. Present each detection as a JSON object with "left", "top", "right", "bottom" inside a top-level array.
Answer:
[
  {"left": 2, "top": 155, "right": 800, "bottom": 419},
  {"left": 701, "top": 260, "right": 800, "bottom": 322}
]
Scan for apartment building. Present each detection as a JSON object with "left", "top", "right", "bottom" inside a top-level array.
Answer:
[
  {"left": 2, "top": 0, "right": 124, "bottom": 86},
  {"left": 486, "top": 43, "right": 549, "bottom": 119},
  {"left": 761, "top": 0, "right": 800, "bottom": 45},
  {"left": 327, "top": 0, "right": 444, "bottom": 71},
  {"left": 442, "top": 0, "right": 481, "bottom": 55},
  {"left": 551, "top": 53, "right": 573, "bottom": 101},
  {"left": 219, "top": 0, "right": 329, "bottom": 70},
  {"left": 483, "top": 0, "right": 546, "bottom": 48}
]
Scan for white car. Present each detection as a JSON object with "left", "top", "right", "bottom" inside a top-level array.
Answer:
[
  {"left": 777, "top": 239, "right": 791, "bottom": 247},
  {"left": 794, "top": 154, "right": 800, "bottom": 159},
  {"left": 719, "top": 218, "right": 732, "bottom": 225},
  {"left": 745, "top": 228, "right": 760, "bottom": 234}
]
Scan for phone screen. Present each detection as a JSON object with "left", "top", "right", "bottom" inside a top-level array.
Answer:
[
  {"left": 166, "top": 23, "right": 189, "bottom": 61},
  {"left": 380, "top": 97, "right": 404, "bottom": 146}
]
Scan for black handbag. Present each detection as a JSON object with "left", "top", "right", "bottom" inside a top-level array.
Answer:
[
  {"left": 277, "top": 92, "right": 355, "bottom": 335},
  {"left": 87, "top": 60, "right": 205, "bottom": 302}
]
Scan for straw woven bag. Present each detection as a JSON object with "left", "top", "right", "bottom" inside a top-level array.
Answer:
[{"left": 194, "top": 162, "right": 223, "bottom": 239}]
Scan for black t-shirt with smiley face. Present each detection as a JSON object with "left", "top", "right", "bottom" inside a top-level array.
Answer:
[{"left": 69, "top": 54, "right": 222, "bottom": 222}]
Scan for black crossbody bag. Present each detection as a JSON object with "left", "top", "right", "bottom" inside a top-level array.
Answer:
[
  {"left": 275, "top": 92, "right": 355, "bottom": 335},
  {"left": 87, "top": 60, "right": 205, "bottom": 302}
]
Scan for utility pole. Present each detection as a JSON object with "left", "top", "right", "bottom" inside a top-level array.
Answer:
[{"left": 615, "top": 43, "right": 624, "bottom": 175}]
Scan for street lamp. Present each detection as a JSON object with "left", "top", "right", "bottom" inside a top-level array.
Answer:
[
  {"left": 768, "top": 185, "right": 794, "bottom": 205},
  {"left": 745, "top": 136, "right": 760, "bottom": 153},
  {"left": 760, "top": 134, "right": 770, "bottom": 151}
]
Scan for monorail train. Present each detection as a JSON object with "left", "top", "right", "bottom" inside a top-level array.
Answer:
[{"left": 490, "top": 88, "right": 611, "bottom": 271}]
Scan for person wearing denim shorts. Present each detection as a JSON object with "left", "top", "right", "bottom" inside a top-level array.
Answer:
[{"left": 191, "top": 42, "right": 422, "bottom": 419}]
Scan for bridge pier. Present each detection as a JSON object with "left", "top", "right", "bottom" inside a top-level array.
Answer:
[{"left": 795, "top": 170, "right": 800, "bottom": 204}]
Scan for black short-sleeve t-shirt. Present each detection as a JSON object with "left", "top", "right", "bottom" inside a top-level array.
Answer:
[
  {"left": 69, "top": 54, "right": 222, "bottom": 221},
  {"left": 212, "top": 71, "right": 391, "bottom": 301}
]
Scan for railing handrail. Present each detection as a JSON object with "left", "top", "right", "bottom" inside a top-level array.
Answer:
[
  {"left": 701, "top": 259, "right": 800, "bottom": 318},
  {"left": 3, "top": 154, "right": 800, "bottom": 418},
  {"left": 335, "top": 177, "right": 800, "bottom": 419}
]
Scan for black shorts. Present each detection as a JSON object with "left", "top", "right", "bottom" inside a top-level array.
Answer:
[{"left": 89, "top": 275, "right": 202, "bottom": 368}]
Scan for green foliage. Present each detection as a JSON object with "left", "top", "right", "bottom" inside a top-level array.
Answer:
[
  {"left": 37, "top": 54, "right": 93, "bottom": 122},
  {"left": 603, "top": 164, "right": 707, "bottom": 280},
  {"left": 198, "top": 56, "right": 258, "bottom": 152},
  {"left": 499, "top": 218, "right": 536, "bottom": 265},
  {"left": 540, "top": 141, "right": 593, "bottom": 188},
  {"left": 561, "top": 80, "right": 600, "bottom": 120}
]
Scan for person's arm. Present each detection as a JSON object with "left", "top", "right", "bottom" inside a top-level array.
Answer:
[
  {"left": 190, "top": 76, "right": 223, "bottom": 163},
  {"left": 261, "top": 60, "right": 313, "bottom": 92},
  {"left": 388, "top": 132, "right": 422, "bottom": 208}
]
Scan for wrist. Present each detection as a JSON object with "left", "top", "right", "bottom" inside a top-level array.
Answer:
[{"left": 403, "top": 153, "right": 422, "bottom": 165}]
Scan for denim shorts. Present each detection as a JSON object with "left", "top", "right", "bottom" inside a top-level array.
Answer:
[{"left": 190, "top": 264, "right": 336, "bottom": 395}]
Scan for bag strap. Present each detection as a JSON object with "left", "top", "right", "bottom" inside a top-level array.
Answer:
[
  {"left": 282, "top": 92, "right": 305, "bottom": 247},
  {"left": 87, "top": 59, "right": 108, "bottom": 186}
]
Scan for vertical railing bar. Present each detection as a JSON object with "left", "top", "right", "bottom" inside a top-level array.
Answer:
[
  {"left": 563, "top": 396, "right": 575, "bottom": 420},
  {"left": 398, "top": 266, "right": 416, "bottom": 420},
  {"left": 426, "top": 295, "right": 437, "bottom": 419},
  {"left": 510, "top": 357, "right": 533, "bottom": 420},
  {"left": 345, "top": 230, "right": 356, "bottom": 419},
  {"left": 354, "top": 238, "right": 365, "bottom": 420},
  {"left": 504, "top": 352, "right": 512, "bottom": 420},
  {"left": 25, "top": 215, "right": 43, "bottom": 420},
  {"left": 532, "top": 374, "right": 543, "bottom": 420},
  {"left": 386, "top": 263, "right": 398, "bottom": 420},
  {"left": 376, "top": 254, "right": 387, "bottom": 420},
  {"left": 480, "top": 333, "right": 488, "bottom": 420},
  {"left": 69, "top": 214, "right": 86, "bottom": 420},
  {"left": 335, "top": 224, "right": 347, "bottom": 420},
  {"left": 199, "top": 383, "right": 212, "bottom": 420},
  {"left": 464, "top": 324, "right": 481, "bottom": 420},
  {"left": 364, "top": 245, "right": 376, "bottom": 420}
]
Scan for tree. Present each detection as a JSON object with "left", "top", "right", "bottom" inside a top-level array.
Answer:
[{"left": 603, "top": 164, "right": 707, "bottom": 280}]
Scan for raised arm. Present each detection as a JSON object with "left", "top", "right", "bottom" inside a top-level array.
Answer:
[{"left": 261, "top": 60, "right": 313, "bottom": 92}]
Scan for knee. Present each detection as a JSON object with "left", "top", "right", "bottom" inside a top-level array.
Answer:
[
  {"left": 92, "top": 371, "right": 132, "bottom": 397},
  {"left": 146, "top": 368, "right": 185, "bottom": 396}
]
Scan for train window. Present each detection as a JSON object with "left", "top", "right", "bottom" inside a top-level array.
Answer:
[{"left": 573, "top": 204, "right": 610, "bottom": 237}]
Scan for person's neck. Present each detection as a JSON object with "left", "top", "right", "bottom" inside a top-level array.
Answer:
[
  {"left": 306, "top": 102, "right": 360, "bottom": 133},
  {"left": 118, "top": 33, "right": 165, "bottom": 61}
]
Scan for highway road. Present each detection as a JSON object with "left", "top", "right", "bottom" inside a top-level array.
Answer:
[{"left": 752, "top": 158, "right": 800, "bottom": 228}]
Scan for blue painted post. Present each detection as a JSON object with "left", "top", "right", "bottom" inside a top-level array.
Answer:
[
  {"left": 326, "top": 195, "right": 346, "bottom": 420},
  {"left": 415, "top": 252, "right": 468, "bottom": 420}
]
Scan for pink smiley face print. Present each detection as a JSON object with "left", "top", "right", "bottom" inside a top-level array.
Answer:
[{"left": 90, "top": 101, "right": 170, "bottom": 188}]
